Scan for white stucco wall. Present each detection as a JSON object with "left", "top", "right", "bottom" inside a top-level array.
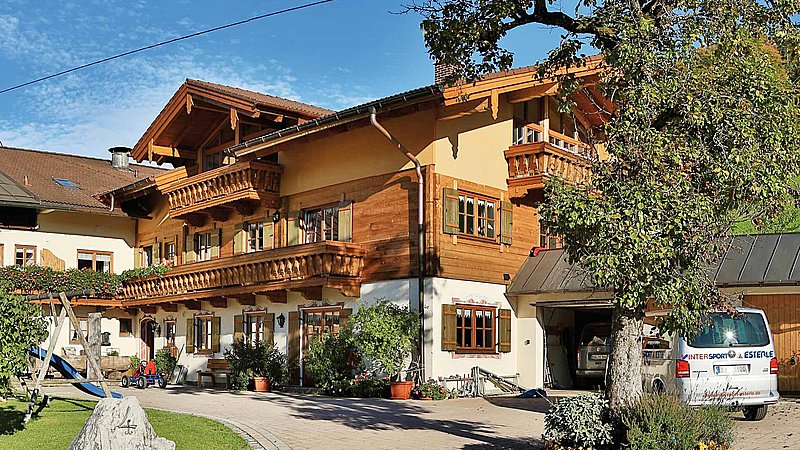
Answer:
[{"left": 40, "top": 305, "right": 139, "bottom": 362}]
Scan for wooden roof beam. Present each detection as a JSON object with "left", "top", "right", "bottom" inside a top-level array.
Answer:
[
  {"left": 507, "top": 82, "right": 559, "bottom": 104},
  {"left": 151, "top": 145, "right": 197, "bottom": 160}
]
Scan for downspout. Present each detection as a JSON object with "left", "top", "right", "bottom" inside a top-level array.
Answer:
[{"left": 369, "top": 107, "right": 426, "bottom": 380}]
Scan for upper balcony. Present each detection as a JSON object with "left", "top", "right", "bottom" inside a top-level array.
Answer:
[
  {"left": 505, "top": 123, "right": 596, "bottom": 198},
  {"left": 121, "top": 241, "right": 366, "bottom": 304},
  {"left": 162, "top": 160, "right": 282, "bottom": 220}
]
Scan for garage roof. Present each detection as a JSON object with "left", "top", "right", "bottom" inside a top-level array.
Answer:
[{"left": 508, "top": 233, "right": 800, "bottom": 297}]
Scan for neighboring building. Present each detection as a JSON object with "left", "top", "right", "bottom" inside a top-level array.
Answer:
[
  {"left": 100, "top": 62, "right": 608, "bottom": 387},
  {"left": 0, "top": 146, "right": 165, "bottom": 360}
]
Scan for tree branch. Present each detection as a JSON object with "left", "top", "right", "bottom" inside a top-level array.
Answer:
[{"left": 506, "top": 0, "right": 618, "bottom": 49}]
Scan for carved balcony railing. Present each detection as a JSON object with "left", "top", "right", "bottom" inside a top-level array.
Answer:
[
  {"left": 121, "top": 241, "right": 365, "bottom": 302},
  {"left": 162, "top": 160, "right": 282, "bottom": 218},
  {"left": 506, "top": 124, "right": 595, "bottom": 198}
]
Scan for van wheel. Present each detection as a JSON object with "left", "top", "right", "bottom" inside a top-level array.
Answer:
[{"left": 743, "top": 405, "right": 768, "bottom": 421}]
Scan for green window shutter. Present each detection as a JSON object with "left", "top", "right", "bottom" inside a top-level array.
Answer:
[
  {"left": 263, "top": 221, "right": 275, "bottom": 250},
  {"left": 442, "top": 304, "right": 457, "bottom": 351},
  {"left": 210, "top": 229, "right": 220, "bottom": 258},
  {"left": 337, "top": 201, "right": 353, "bottom": 242},
  {"left": 287, "top": 311, "right": 300, "bottom": 385},
  {"left": 500, "top": 201, "right": 514, "bottom": 245},
  {"left": 443, "top": 188, "right": 459, "bottom": 235},
  {"left": 211, "top": 316, "right": 221, "bottom": 353},
  {"left": 287, "top": 211, "right": 302, "bottom": 246},
  {"left": 184, "top": 233, "right": 195, "bottom": 263},
  {"left": 498, "top": 309, "right": 512, "bottom": 353},
  {"left": 233, "top": 315, "right": 244, "bottom": 342},
  {"left": 265, "top": 313, "right": 275, "bottom": 347},
  {"left": 233, "top": 223, "right": 245, "bottom": 254},
  {"left": 185, "top": 318, "right": 194, "bottom": 353}
]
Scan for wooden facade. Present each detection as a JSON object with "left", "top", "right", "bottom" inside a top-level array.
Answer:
[{"left": 744, "top": 294, "right": 800, "bottom": 393}]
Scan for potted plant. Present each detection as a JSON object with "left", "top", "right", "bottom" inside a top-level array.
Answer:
[
  {"left": 225, "top": 339, "right": 286, "bottom": 392},
  {"left": 349, "top": 300, "right": 419, "bottom": 400}
]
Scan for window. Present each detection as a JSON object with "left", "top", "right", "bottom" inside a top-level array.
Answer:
[
  {"left": 163, "top": 241, "right": 175, "bottom": 263},
  {"left": 194, "top": 316, "right": 213, "bottom": 353},
  {"left": 689, "top": 312, "right": 771, "bottom": 348},
  {"left": 15, "top": 245, "right": 36, "bottom": 266},
  {"left": 246, "top": 222, "right": 263, "bottom": 252},
  {"left": 456, "top": 305, "right": 496, "bottom": 352},
  {"left": 164, "top": 320, "right": 176, "bottom": 347},
  {"left": 245, "top": 311, "right": 267, "bottom": 345},
  {"left": 204, "top": 151, "right": 221, "bottom": 171},
  {"left": 77, "top": 250, "right": 113, "bottom": 273},
  {"left": 304, "top": 205, "right": 339, "bottom": 243},
  {"left": 141, "top": 245, "right": 153, "bottom": 267},
  {"left": 539, "top": 219, "right": 560, "bottom": 249},
  {"left": 458, "top": 193, "right": 496, "bottom": 239},
  {"left": 69, "top": 317, "right": 89, "bottom": 344},
  {"left": 302, "top": 308, "right": 341, "bottom": 349},
  {"left": 53, "top": 178, "right": 80, "bottom": 189},
  {"left": 119, "top": 318, "right": 133, "bottom": 337},
  {"left": 195, "top": 232, "right": 212, "bottom": 261}
]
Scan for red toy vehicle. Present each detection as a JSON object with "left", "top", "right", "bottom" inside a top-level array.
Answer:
[{"left": 121, "top": 360, "right": 166, "bottom": 389}]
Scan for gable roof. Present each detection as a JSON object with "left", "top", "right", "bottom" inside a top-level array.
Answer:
[
  {"left": 0, "top": 146, "right": 165, "bottom": 213},
  {"left": 0, "top": 168, "right": 38, "bottom": 208},
  {"left": 186, "top": 79, "right": 333, "bottom": 118}
]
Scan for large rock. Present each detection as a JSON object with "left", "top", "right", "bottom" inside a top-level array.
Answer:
[{"left": 68, "top": 397, "right": 175, "bottom": 450}]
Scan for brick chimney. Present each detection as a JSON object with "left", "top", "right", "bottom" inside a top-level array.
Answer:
[{"left": 434, "top": 62, "right": 457, "bottom": 86}]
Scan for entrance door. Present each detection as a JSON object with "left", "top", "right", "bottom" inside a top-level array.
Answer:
[
  {"left": 140, "top": 319, "right": 155, "bottom": 361},
  {"left": 300, "top": 308, "right": 342, "bottom": 386}
]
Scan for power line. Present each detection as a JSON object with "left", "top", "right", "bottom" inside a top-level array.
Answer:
[{"left": 0, "top": 0, "right": 334, "bottom": 95}]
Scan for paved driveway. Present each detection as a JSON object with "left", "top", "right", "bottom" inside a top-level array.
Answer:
[
  {"left": 43, "top": 385, "right": 545, "bottom": 449},
  {"left": 42, "top": 385, "right": 800, "bottom": 450}
]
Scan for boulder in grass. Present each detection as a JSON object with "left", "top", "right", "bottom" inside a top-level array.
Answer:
[{"left": 68, "top": 396, "right": 175, "bottom": 450}]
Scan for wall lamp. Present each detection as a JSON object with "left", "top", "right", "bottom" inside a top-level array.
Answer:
[{"left": 277, "top": 313, "right": 286, "bottom": 329}]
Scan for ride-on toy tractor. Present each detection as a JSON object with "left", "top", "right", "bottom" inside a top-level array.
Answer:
[{"left": 121, "top": 360, "right": 166, "bottom": 389}]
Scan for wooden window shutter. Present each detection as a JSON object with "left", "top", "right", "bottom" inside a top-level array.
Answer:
[
  {"left": 262, "top": 220, "right": 275, "bottom": 250},
  {"left": 135, "top": 248, "right": 142, "bottom": 269},
  {"left": 184, "top": 233, "right": 195, "bottom": 263},
  {"left": 443, "top": 188, "right": 459, "bottom": 235},
  {"left": 286, "top": 211, "right": 302, "bottom": 246},
  {"left": 185, "top": 318, "right": 194, "bottom": 353},
  {"left": 337, "top": 201, "right": 353, "bottom": 242},
  {"left": 287, "top": 311, "right": 300, "bottom": 384},
  {"left": 233, "top": 223, "right": 245, "bottom": 254},
  {"left": 233, "top": 315, "right": 244, "bottom": 342},
  {"left": 498, "top": 309, "right": 512, "bottom": 353},
  {"left": 210, "top": 229, "right": 221, "bottom": 258},
  {"left": 442, "top": 304, "right": 458, "bottom": 351},
  {"left": 152, "top": 240, "right": 160, "bottom": 263},
  {"left": 500, "top": 201, "right": 514, "bottom": 245},
  {"left": 339, "top": 308, "right": 352, "bottom": 329},
  {"left": 265, "top": 313, "right": 275, "bottom": 347},
  {"left": 211, "top": 316, "right": 221, "bottom": 353}
]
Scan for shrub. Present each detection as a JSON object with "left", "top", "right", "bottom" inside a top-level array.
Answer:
[
  {"left": 543, "top": 394, "right": 615, "bottom": 449},
  {"left": 225, "top": 339, "right": 288, "bottom": 391},
  {"left": 0, "top": 292, "right": 47, "bottom": 397},
  {"left": 350, "top": 372, "right": 390, "bottom": 398},
  {"left": 412, "top": 379, "right": 456, "bottom": 400},
  {"left": 348, "top": 300, "right": 418, "bottom": 381},
  {"left": 623, "top": 394, "right": 734, "bottom": 450},
  {"left": 129, "top": 355, "right": 141, "bottom": 371},
  {"left": 155, "top": 348, "right": 177, "bottom": 377},
  {"left": 304, "top": 330, "right": 362, "bottom": 394}
]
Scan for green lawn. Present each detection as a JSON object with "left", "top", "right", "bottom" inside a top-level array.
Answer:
[{"left": 0, "top": 396, "right": 249, "bottom": 450}]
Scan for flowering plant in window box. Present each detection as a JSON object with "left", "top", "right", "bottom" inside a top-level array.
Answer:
[{"left": 411, "top": 379, "right": 456, "bottom": 400}]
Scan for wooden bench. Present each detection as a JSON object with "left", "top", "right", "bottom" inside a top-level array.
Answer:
[{"left": 197, "top": 359, "right": 228, "bottom": 388}]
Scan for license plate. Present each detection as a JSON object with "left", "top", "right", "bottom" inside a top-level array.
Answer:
[
  {"left": 714, "top": 365, "right": 749, "bottom": 375},
  {"left": 590, "top": 354, "right": 608, "bottom": 361}
]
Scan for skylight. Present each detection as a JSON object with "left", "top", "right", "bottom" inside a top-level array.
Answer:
[{"left": 53, "top": 178, "right": 80, "bottom": 189}]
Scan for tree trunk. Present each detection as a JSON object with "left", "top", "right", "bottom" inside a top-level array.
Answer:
[{"left": 605, "top": 305, "right": 644, "bottom": 414}]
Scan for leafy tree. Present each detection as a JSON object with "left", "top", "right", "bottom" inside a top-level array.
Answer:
[
  {"left": 0, "top": 292, "right": 47, "bottom": 397},
  {"left": 405, "top": 0, "right": 800, "bottom": 413},
  {"left": 348, "top": 300, "right": 418, "bottom": 381}
]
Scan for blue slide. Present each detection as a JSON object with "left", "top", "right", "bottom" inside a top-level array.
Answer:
[{"left": 29, "top": 347, "right": 122, "bottom": 399}]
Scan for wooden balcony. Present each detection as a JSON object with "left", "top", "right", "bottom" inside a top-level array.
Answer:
[
  {"left": 121, "top": 241, "right": 365, "bottom": 304},
  {"left": 506, "top": 124, "right": 595, "bottom": 198},
  {"left": 162, "top": 160, "right": 282, "bottom": 219}
]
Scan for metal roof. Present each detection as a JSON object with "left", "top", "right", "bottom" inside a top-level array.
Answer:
[
  {"left": 0, "top": 168, "right": 39, "bottom": 208},
  {"left": 507, "top": 233, "right": 800, "bottom": 297}
]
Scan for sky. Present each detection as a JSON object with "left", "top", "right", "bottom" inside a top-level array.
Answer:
[{"left": 0, "top": 0, "right": 568, "bottom": 160}]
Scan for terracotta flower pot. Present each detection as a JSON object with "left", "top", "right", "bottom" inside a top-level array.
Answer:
[
  {"left": 390, "top": 381, "right": 414, "bottom": 400},
  {"left": 253, "top": 376, "right": 270, "bottom": 393}
]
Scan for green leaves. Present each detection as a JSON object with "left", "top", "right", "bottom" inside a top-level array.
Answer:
[
  {"left": 0, "top": 292, "right": 47, "bottom": 397},
  {"left": 348, "top": 299, "right": 419, "bottom": 380}
]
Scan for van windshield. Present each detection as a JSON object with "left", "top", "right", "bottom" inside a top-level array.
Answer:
[{"left": 688, "top": 312, "right": 770, "bottom": 348}]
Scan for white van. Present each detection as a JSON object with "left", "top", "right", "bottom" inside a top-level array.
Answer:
[{"left": 642, "top": 307, "right": 779, "bottom": 421}]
